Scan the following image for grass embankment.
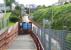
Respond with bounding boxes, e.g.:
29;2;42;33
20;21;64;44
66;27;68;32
4;12;11;19
33;3;71;30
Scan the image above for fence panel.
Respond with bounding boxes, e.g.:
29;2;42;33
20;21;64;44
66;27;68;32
64;31;71;50
32;24;70;50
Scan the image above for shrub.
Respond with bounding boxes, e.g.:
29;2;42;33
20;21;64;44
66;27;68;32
9;13;19;22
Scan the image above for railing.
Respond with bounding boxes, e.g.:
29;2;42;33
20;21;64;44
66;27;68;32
0;22;18;50
32;22;68;50
32;24;44;50
0;18;9;30
64;31;71;50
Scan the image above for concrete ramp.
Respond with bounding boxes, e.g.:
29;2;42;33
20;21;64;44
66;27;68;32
8;35;37;50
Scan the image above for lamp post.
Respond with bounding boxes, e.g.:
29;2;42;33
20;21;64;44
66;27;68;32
48;20;52;50
42;19;46;50
43;5;54;50
4;4;6;14
21;5;25;16
43;19;51;50
29;5;31;16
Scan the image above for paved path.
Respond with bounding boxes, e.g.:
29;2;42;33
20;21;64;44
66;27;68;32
8;35;37;50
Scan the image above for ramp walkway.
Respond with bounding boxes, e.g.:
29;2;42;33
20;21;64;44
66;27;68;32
8;35;37;50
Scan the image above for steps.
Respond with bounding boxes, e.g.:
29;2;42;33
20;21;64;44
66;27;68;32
8;35;37;50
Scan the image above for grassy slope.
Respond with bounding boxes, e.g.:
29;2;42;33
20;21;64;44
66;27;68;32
4;12;11;19
33;3;71;30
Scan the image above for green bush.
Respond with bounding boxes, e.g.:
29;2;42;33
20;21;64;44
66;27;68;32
9;13;19;22
9;16;19;22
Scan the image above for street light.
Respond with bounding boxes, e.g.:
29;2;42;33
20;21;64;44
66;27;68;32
29;5;31;16
21;5;25;16
43;19;51;50
47;20;51;50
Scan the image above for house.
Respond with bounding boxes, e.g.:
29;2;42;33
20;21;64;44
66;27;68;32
0;1;6;13
12;3;16;11
0;0;11;12
58;0;71;5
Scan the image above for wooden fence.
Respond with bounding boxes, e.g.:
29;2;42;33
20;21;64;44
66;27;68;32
0;22;18;50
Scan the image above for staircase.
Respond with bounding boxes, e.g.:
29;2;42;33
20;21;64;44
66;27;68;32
8;35;37;50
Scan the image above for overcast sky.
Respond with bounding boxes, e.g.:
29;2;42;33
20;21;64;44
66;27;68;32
0;0;4;3
16;0;58;6
0;0;58;6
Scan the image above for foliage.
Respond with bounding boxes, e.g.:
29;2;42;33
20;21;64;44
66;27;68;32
32;3;71;30
10;5;21;22
13;6;21;16
36;5;47;10
66;33;71;41
4;0;15;6
9;13;19;22
0;12;13;29
4;12;11;19
8;21;15;27
65;32;71;50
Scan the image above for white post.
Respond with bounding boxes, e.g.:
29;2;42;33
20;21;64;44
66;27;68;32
4;2;6;14
42;19;46;50
29;5;31;16
48;21;51;50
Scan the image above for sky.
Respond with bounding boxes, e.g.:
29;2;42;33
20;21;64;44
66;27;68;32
0;0;4;3
0;0;58;6
15;0;58;6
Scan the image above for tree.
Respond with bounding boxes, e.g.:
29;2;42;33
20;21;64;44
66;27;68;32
14;6;21;16
36;5;47;10
4;0;15;8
